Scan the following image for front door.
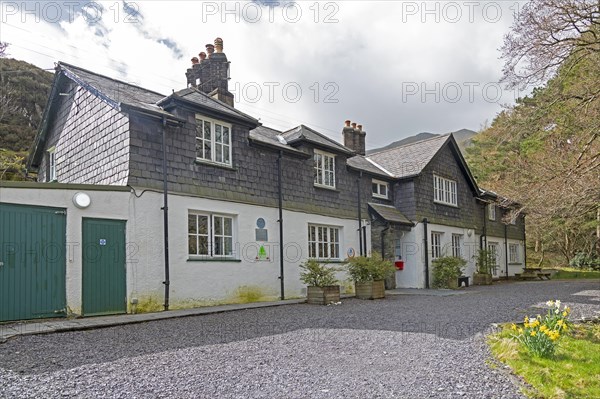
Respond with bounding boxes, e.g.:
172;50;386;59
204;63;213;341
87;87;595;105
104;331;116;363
82;218;126;316
487;242;499;277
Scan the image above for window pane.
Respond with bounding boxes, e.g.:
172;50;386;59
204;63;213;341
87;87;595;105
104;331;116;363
224;237;233;256
214;236;223;255
204;141;211;160
188;235;197;255
381;184;387;197
372;183;378;194
199;236;209;255
204;121;211;140
215;124;222;143
223;145;230;164
223;126;230;144
195;136;202;159
188;215;197;234
224;217;232;236
198;216;208;234
214;216;222;235
215;143;223;163
309;243;316;258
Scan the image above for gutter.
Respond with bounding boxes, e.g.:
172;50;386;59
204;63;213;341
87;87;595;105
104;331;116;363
381;224;390;259
357;171;363;256
277;150;285;300
423;218;429;289
504;223;509;280
161;116;171;311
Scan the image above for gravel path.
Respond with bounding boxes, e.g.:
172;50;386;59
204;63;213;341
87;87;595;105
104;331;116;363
1;280;598;398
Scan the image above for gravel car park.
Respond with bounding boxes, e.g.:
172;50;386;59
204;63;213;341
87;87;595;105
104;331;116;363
1;280;599;398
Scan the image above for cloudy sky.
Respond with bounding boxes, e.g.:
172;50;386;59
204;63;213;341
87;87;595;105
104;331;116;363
1;0;528;150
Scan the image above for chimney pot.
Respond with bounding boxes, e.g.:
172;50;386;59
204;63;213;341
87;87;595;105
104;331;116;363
357;124;363;132
344;120;351;127
191;57;199;65
206;43;215;56
214;37;224;53
351;122;357;129
199;52;207;60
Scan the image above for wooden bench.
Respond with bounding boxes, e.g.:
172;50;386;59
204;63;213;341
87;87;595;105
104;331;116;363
538;272;552;280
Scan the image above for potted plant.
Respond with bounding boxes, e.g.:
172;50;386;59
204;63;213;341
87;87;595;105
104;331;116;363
347;252;395;299
473;248;494;285
431;256;467;289
299;259;341;305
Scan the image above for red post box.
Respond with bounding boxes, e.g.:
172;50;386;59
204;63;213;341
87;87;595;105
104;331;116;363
395;260;404;270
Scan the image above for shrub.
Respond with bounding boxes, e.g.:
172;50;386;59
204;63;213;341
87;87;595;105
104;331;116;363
511;300;571;358
299;259;339;287
432;256;466;288
346;252;395;283
475;248;495;274
569;252;600;271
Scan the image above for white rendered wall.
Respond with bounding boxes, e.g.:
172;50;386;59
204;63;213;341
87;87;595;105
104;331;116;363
485;236;526;278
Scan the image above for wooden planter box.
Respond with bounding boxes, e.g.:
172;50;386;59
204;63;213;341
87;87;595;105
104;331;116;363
355;280;386;299
307;285;341;305
473;273;493;285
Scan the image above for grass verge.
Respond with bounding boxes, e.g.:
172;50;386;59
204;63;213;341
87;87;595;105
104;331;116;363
551;268;600;280
488;323;600;398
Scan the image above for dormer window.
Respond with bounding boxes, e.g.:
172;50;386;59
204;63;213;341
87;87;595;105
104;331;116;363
314;149;335;188
372;179;389;199
195;115;232;166
488;204;496;221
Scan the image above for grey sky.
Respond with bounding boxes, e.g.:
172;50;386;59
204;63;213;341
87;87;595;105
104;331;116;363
1;0;528;149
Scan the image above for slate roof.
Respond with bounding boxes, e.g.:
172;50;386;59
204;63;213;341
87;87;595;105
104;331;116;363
282;125;354;155
346;155;392;178
163;87;259;125
367;134;451;179
249;125;307;156
58;62;178;120
368;203;413;225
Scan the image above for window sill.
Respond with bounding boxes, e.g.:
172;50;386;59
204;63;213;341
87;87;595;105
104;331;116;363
314;184;339;192
311;259;347;264
194;159;237;171
508;262;522;265
433;200;459;208
187;258;242;262
372;195;390;200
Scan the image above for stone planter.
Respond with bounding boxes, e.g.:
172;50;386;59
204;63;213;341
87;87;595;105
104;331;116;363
446;277;459;289
355;280;386;299
306;285;341;305
473;273;493;285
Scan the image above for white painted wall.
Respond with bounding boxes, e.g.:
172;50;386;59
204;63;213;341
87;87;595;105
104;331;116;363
1;185;368;315
485;236;526;278
395;222;480;289
1;186;130;314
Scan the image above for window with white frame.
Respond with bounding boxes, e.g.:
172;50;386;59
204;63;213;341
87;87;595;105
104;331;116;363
433;175;457;206
509;243;520;263
372;179;389;199
314;150;335;188
195;115;232;166
452;234;462;258
308;224;340;259
47;147;56;182
488;204;496;221
431;232;442;259
188;212;234;258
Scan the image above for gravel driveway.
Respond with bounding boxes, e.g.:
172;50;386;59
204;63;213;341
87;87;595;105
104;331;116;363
1;280;598;398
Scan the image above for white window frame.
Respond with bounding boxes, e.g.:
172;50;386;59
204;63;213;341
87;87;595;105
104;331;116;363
433;175;457;206
431;232;442;260
308;224;341;260
188;211;235;258
314;150;336;189
195;115;232;166
372;179;389;199
488;204;496;221
451;234;462;258
47;147;56;182
509;243;520;263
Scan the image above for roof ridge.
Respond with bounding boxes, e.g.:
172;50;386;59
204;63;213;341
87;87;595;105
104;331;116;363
368;133;450;157
58;61;167;99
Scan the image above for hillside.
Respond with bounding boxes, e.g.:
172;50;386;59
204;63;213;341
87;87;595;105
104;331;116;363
0;58;53;151
367;128;477;155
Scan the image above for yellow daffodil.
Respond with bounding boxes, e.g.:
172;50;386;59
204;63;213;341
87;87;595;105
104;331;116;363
511;324;517;331
518;328;523;334
524;316;529;323
530;331;537;337
540;325;548;332
555;300;561;308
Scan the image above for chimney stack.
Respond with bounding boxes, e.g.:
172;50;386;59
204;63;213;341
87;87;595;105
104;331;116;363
342;120;366;156
186;37;234;107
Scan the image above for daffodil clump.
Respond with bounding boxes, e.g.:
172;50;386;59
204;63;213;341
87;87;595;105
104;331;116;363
511;300;571;358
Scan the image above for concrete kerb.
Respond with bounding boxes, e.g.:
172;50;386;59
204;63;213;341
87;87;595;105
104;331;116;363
0;298;306;343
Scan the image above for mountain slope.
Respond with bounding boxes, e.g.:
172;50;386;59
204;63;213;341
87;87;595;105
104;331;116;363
0;58;54;152
367;129;477;155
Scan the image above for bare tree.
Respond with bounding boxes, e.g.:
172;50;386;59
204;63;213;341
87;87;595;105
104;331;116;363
501;0;600;88
0;42;8;58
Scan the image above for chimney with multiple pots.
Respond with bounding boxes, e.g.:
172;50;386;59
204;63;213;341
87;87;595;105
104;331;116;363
342;120;366;156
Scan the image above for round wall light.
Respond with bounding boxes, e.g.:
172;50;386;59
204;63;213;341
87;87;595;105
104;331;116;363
72;192;91;209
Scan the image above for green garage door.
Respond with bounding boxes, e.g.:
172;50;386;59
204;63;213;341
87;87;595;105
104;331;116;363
0;203;67;322
82;218;126;316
